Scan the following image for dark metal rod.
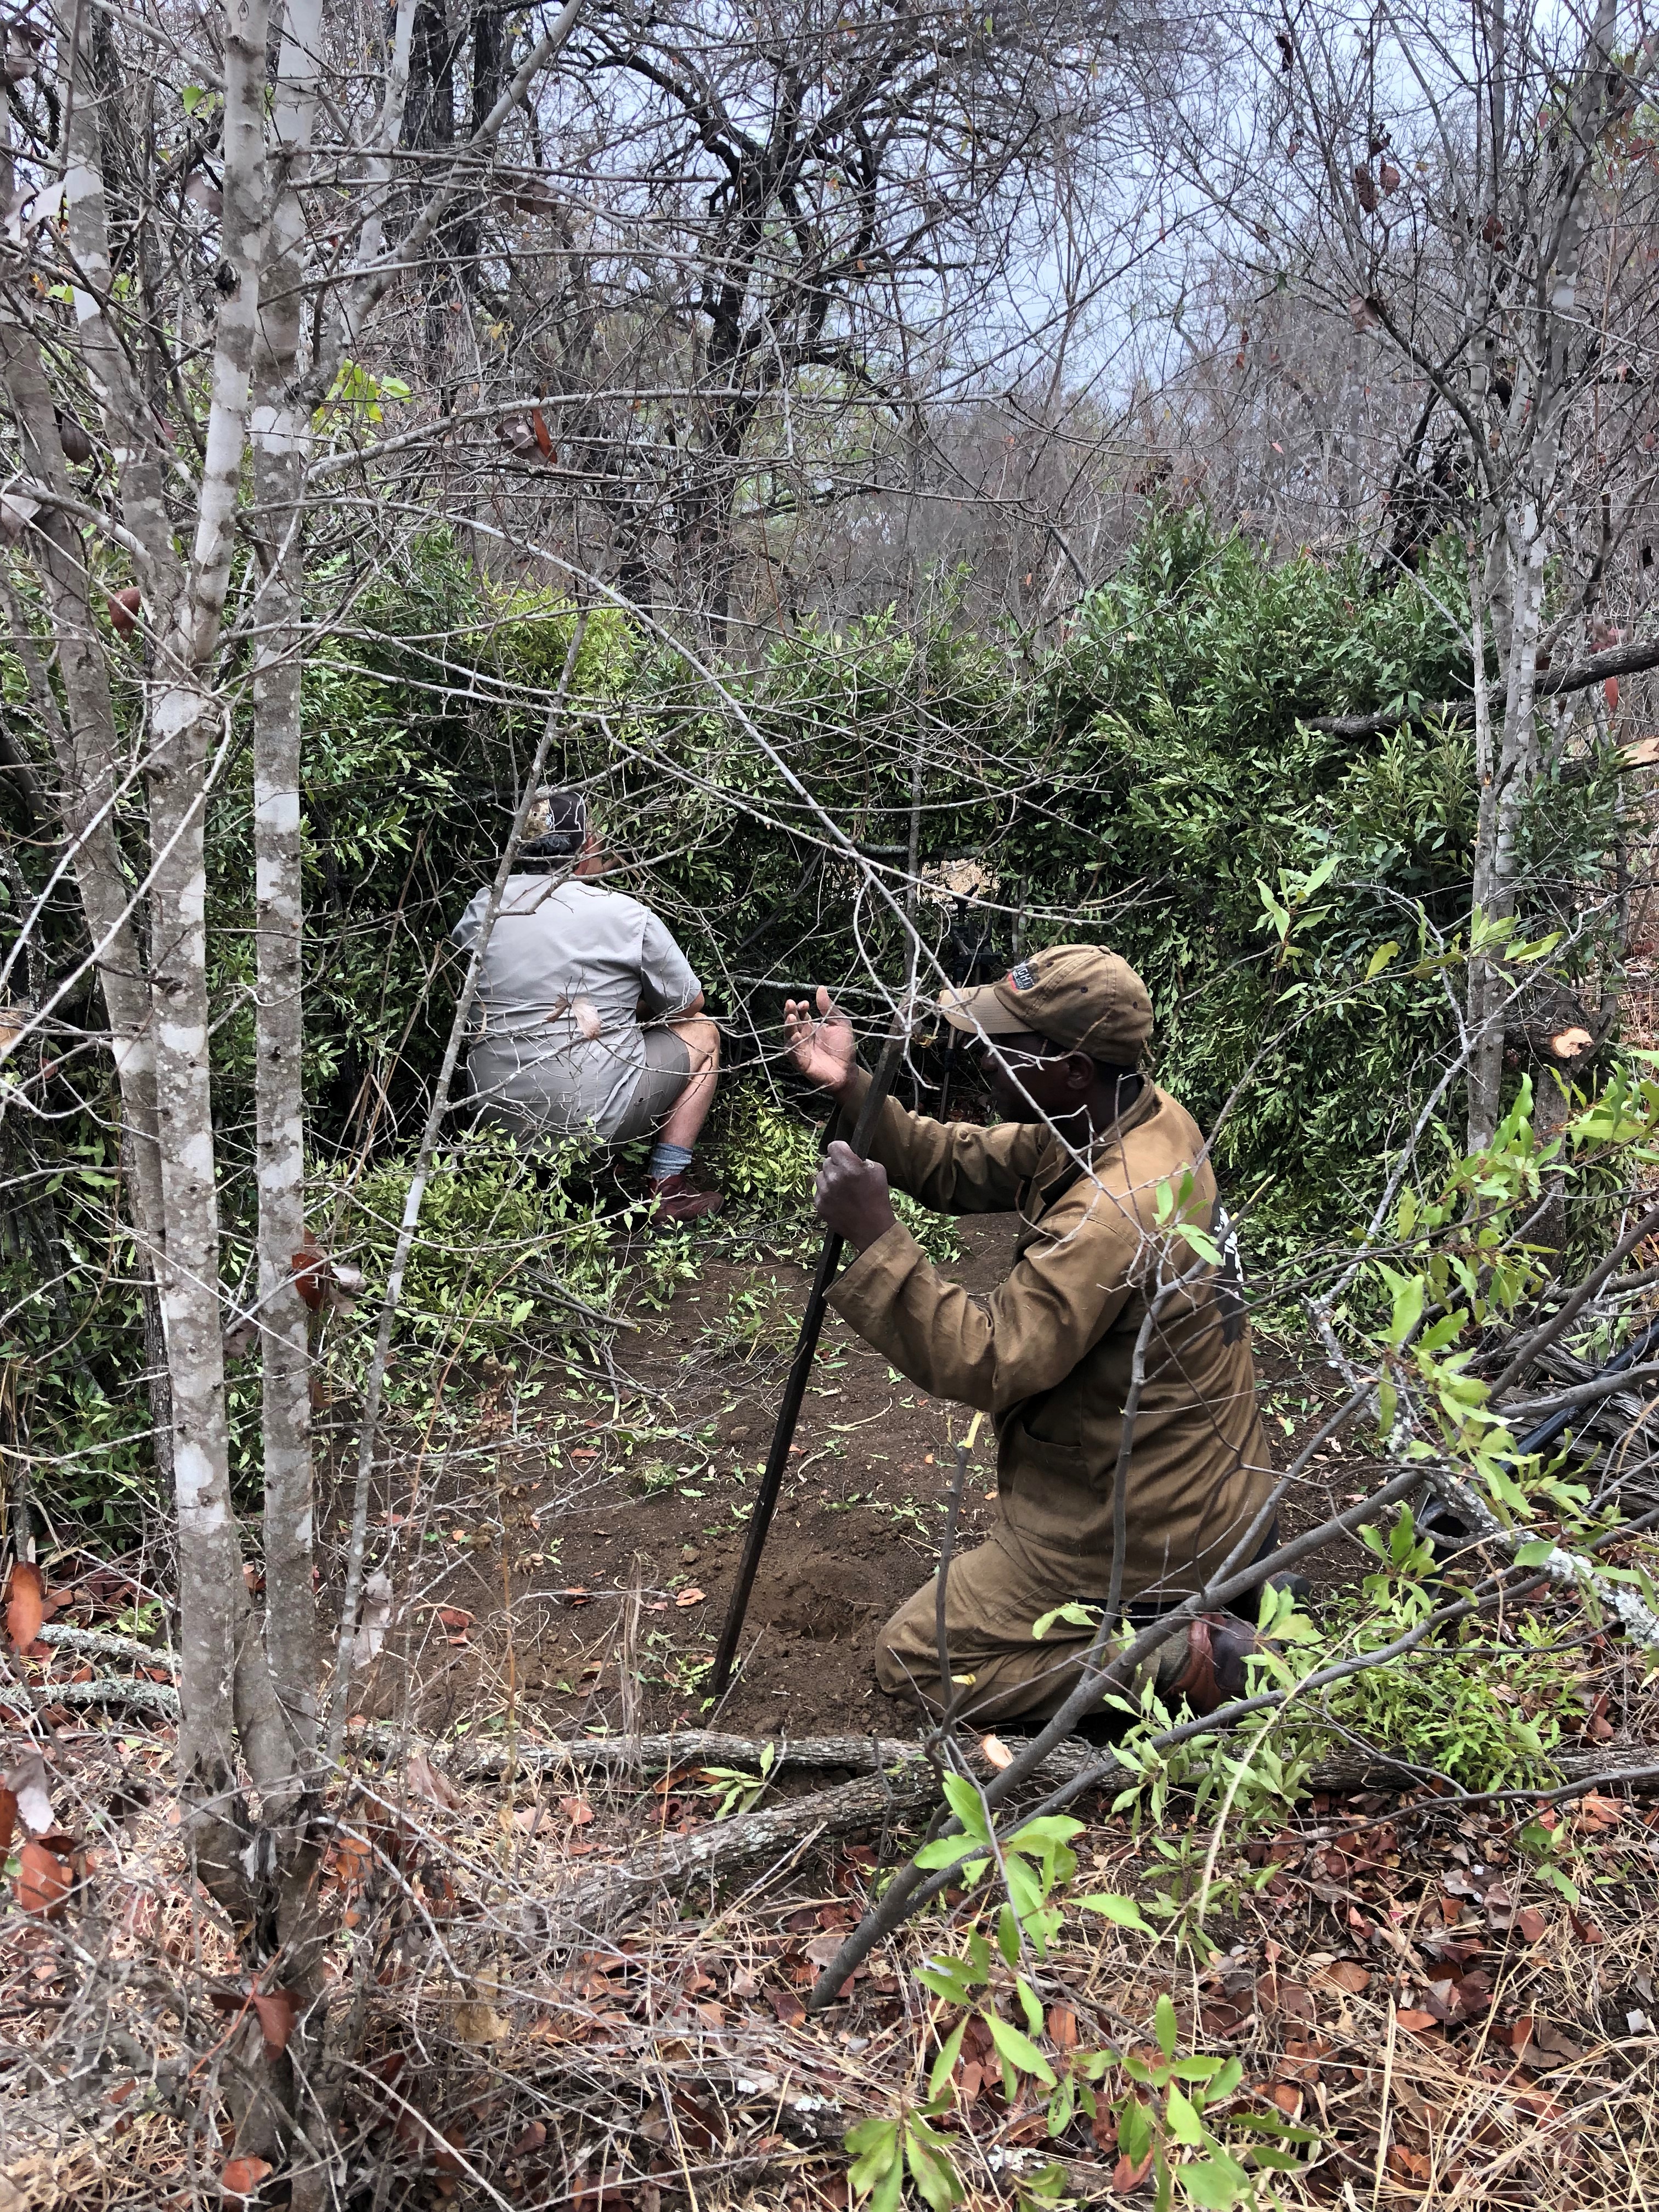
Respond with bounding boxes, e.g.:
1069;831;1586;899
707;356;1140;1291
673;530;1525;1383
709;1018;910;1701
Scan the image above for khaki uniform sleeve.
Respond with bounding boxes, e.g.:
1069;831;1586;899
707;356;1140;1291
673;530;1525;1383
837;1065;1046;1214
827;1188;1143;1411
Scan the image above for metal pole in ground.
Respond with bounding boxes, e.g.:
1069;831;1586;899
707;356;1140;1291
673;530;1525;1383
709;1015;910;1701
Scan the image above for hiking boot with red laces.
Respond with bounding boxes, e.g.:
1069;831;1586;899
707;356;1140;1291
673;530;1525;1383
644;1171;725;1223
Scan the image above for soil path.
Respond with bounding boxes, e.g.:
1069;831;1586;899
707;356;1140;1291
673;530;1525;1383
351;1212;1376;1748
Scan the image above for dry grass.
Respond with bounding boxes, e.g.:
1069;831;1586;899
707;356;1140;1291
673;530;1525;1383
5;1705;1659;2212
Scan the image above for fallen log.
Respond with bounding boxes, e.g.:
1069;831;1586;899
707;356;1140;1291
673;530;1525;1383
386;1724;1658;1801
419;1729;1088;1786
1295;1739;1659;1794
0;1676;180;1722
37;1623;176;1670
539;1760;939;1938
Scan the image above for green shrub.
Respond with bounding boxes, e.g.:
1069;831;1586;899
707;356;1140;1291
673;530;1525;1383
321;1125;632;1385
1285;1508;1582;1792
8;505;1624;1527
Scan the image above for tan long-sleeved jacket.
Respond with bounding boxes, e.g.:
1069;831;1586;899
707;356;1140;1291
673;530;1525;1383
825;1071;1274;1603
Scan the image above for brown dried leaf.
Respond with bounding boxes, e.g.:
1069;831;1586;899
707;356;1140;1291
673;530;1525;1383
559;1795;594;1826
220;2157;274;2205
405;1752;462;1811
5;1561;43;1652
1515;1907;1548;1944
15;1838;71;1918
1396;2009;1440;2034
979;1732;1015;1771
251;1988;298;2057
291;1237;328;1311
1530;2017;1585;2062
106;585;142;639
675;1586;706;1607
1324;1960;1371;1994
1451;1971;1493;2017
1047;2003;1078;2049
671;2091;723;2152
454;1999;510;2044
1111;2147;1155;2192
1576;1791;1623;1833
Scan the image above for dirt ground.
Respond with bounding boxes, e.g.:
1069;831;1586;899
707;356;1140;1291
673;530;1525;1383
347;1209;1381;1749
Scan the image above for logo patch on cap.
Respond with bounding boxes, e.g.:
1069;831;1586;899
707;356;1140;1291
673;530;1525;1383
1007;961;1037;991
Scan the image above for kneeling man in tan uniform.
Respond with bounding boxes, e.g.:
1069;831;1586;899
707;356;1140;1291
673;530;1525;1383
783;945;1276;1725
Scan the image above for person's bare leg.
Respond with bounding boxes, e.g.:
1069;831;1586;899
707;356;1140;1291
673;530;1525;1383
659;1015;719;1150
646;1018;723;1220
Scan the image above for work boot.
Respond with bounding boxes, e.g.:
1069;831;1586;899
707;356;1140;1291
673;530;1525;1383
644;1171;724;1223
1160;1613;1272;1716
1258;1570;1313;1620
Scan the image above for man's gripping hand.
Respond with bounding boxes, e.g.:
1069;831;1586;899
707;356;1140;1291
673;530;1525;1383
784;986;858;1099
814;1141;898;1250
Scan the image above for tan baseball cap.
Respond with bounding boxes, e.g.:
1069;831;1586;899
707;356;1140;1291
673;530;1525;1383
939;943;1154;1064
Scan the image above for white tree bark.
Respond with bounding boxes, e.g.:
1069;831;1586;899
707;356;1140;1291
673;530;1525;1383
1464;0;1617;1150
144;0;297;1873
251;0;326;1771
0;94;174;1467
347;0;418;295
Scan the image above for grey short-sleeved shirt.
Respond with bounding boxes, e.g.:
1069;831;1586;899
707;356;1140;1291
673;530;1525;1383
453;874;700;1138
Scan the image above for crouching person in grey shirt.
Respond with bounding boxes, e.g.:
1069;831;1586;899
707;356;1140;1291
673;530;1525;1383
453;789;723;1221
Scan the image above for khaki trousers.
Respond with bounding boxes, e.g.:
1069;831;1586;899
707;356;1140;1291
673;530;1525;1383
875;1527;1118;1726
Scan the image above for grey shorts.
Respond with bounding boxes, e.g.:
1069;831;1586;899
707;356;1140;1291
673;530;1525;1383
611;1026;694;1141
466;1024;692;1144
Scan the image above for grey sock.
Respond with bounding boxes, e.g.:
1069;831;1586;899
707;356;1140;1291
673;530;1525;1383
649;1141;693;1181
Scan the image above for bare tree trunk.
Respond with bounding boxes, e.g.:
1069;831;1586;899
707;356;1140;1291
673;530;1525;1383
243;15;350;2168
1465;0;1616;1152
251;0;326;1774
146;0;296;1901
1466;573;1503;1148
349;0;419;289
0;328;166;1263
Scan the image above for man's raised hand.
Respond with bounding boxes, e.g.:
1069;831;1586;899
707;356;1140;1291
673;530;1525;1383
783;986;858;1098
